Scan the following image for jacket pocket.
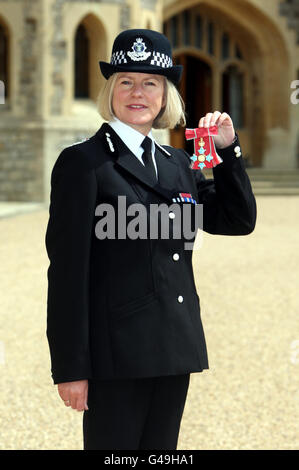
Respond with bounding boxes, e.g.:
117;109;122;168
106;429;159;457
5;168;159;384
110;291;157;322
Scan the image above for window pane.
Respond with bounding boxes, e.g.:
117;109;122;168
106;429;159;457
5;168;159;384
182;10;191;45
195;15;202;48
170;16;178;48
221;32;230;60
208;22;214;55
222;66;244;128
230;71;244;127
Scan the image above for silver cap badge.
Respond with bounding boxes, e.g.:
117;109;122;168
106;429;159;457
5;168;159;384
127;38;151;62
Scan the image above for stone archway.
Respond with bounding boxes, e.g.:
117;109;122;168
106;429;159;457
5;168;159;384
163;0;289;168
74;23;89;99
72;13;107;103
0;16;10;101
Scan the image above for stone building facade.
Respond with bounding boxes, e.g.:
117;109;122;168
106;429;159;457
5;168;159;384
0;0;298;202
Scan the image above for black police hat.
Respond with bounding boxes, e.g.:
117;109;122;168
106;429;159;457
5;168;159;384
99;29;183;85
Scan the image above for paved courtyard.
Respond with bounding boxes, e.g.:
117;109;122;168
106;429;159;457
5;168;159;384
0;195;298;450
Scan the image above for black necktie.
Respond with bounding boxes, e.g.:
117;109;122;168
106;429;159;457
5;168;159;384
141;136;157;181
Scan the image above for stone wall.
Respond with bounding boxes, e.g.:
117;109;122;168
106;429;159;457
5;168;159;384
43;124;100;204
0;0;298;202
0;124;43;201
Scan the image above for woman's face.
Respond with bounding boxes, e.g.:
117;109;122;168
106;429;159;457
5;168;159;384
112;72;166;135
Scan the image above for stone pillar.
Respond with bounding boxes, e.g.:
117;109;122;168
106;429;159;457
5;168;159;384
17;0;40;117
50;0;67;115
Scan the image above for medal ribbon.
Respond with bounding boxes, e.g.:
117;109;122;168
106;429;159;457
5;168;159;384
185;126;223;169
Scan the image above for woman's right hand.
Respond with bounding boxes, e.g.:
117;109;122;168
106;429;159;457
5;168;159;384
58;379;89;411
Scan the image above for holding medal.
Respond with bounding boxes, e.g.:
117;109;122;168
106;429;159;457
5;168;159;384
45;28;256;451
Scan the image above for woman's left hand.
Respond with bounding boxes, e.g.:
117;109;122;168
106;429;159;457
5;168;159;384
198;111;235;149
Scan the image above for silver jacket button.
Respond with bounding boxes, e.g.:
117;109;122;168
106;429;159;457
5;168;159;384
234;146;241;157
169;212;175;219
178;295;184;303
173;253;180;261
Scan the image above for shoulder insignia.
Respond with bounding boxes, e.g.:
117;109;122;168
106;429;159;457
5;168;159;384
105;132;115;153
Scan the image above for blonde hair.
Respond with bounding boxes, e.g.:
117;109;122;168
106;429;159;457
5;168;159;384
97;73;186;129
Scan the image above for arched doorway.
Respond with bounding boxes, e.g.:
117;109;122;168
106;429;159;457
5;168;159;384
74;24;89;98
72;14;107;102
172;54;212;155
164;7;249;158
0;19;9;100
163;6;257;165
163;1;290;168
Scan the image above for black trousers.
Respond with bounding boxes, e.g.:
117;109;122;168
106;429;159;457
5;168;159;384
83;374;190;450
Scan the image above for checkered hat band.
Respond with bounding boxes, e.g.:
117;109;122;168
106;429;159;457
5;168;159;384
111;50;127;65
150;52;173;68
111;50;173;68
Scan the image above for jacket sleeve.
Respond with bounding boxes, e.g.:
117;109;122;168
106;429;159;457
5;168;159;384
190;135;257;235
45;146;97;384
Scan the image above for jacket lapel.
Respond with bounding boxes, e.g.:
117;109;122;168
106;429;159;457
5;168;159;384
96;123;179;203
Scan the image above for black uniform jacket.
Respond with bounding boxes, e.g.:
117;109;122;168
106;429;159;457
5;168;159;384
45;123;256;384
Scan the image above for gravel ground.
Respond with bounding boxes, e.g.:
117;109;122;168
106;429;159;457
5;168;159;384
0;196;298;450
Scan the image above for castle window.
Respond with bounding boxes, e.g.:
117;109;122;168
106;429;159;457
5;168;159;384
163;9;247;141
222;65;244;128
221;32;230;60
207;22;214;55
170;15;178;48
195;15;203;49
182;10;191;45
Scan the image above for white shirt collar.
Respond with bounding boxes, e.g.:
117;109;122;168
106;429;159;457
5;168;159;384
108;118;155;158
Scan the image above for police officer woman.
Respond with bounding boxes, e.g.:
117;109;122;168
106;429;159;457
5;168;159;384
46;29;256;450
